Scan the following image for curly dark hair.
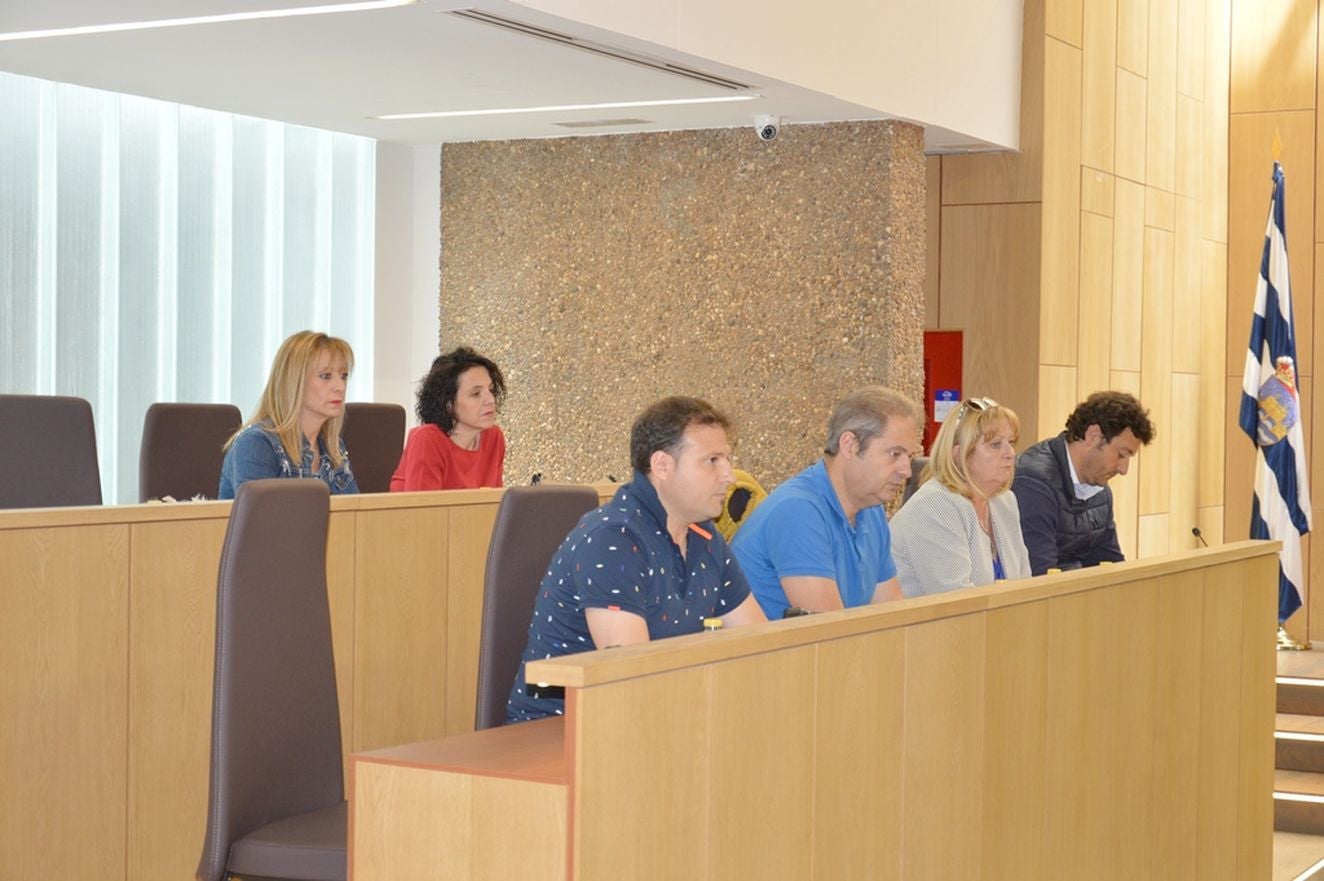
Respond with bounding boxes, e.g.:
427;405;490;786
417;347;507;432
630;396;733;475
1065;391;1155;444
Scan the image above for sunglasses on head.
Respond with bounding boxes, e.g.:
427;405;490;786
960;397;999;415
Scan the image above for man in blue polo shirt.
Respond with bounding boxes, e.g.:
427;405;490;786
732;386;921;619
506;396;766;724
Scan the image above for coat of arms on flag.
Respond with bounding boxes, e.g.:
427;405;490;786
1256;356;1301;447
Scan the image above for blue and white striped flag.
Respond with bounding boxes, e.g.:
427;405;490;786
1239;162;1313;622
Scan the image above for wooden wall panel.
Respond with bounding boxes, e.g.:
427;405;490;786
1112;370;1144;559
1116;68;1149;183
1177;0;1207;100
925;156;941;328
1048;0;1084;45
1040;364;1080;441
0;525;129;881
1113;178;1147;370
354;507;450;752
1169;372;1202;550
1118;0;1150;74
127;519;227;881
1198;505;1226;545
707;648;815;881
1205;0;1232;245
814;632;905;881
1042;592;1091;869
1082;0;1118;172
1200;241;1229;507
1146;0;1179;193
981;603;1048;881
1172;196;1203;373
1139;512;1172;556
1195;563;1242;880
1145;185;1176;230
1078;211;1116;398
1177;95;1204;200
939;203;1043;434
1140;227;1175;514
1224;376;1253;545
1082;167;1116;215
572;668;709;881
1230;0;1317;113
1238;557;1278;877
327;512;357;778
444;504;498;736
1042;37;1085;367
902;615;987;878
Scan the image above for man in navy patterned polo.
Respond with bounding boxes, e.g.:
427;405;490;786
506;396;766;724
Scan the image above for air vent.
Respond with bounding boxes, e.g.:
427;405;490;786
450;9;753;91
554;118;650;128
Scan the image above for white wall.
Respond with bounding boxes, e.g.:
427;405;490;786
374;142;442;425
513;0;1023;150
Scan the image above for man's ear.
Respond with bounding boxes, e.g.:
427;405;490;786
838;430;860;459
1084;423;1104;445
650;449;674;480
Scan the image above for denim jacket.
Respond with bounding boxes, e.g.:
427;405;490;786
218;422;359;500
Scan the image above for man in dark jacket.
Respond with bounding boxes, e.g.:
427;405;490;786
1013;392;1155;575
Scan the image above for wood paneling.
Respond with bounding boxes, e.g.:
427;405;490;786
1200;240;1229;507
1204;0;1231;244
1198;505;1226;546
981;603;1048;881
327;512;357;779
1048;0;1084;45
1082;0;1118;172
1176;94;1204;198
1230;0;1317;113
814;631;905;881
354;507;451;752
1040;364;1080;441
902;615;987;878
1140;227;1175;514
0;525;129;881
1082;167;1116;215
1112;178;1147;370
1172;195;1203;372
1118;0;1150;74
1169;372;1201;550
1177;0;1207;100
572;668;709;881
1116;68;1149;183
1224;375;1253;545
445;505;498;735
925;156;941;328
1195;560;1242;880
1238;556;1278;877
1078;211;1115;398
127;518;227;881
1042;37;1085;367
708;648;815;881
1145;185;1175;230
1146;0;1179;192
939;203;1043;433
1150;571;1203;874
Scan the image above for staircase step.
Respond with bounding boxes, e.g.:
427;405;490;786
1276;831;1324;881
1279;715;1324;773
1277;771;1324;835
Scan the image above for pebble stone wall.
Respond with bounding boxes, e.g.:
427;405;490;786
438;119;926;489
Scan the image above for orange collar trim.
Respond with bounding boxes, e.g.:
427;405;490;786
688;523;713;540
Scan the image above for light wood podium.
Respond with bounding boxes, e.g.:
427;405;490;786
351;540;1278;881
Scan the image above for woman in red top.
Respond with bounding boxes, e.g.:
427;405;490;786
390;347;507;491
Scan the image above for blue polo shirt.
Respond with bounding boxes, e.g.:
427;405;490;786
731;459;896;619
506;471;752;724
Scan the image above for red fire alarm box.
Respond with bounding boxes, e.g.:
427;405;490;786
922;330;962;454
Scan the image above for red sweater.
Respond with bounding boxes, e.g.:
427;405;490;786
389;423;505;491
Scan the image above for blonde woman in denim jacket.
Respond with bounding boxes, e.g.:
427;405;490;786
218;330;360;500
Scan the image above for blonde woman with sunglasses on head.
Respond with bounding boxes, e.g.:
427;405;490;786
890;397;1031;597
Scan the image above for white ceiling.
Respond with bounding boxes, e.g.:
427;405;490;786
0;0;984;150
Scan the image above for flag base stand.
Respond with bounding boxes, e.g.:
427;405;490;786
1278;625;1311;651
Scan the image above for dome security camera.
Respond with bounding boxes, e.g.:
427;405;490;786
755;114;781;141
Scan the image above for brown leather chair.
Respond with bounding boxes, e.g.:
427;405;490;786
340;402;406;494
474;484;599;730
139;402;242;502
0;394;102;508
197;479;346;881
902;455;930;505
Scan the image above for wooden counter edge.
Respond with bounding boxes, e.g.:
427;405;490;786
526;540;1281;689
352;716;567;785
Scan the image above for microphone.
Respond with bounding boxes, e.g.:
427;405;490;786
1191;526;1209;548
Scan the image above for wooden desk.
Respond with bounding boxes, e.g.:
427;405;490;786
0;485;610;881
350;541;1279;881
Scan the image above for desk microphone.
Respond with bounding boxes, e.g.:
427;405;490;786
1191;526;1209;548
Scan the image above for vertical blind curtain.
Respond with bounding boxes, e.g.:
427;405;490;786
0;71;375;504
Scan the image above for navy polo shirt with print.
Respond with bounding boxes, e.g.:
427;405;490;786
506;471;752;724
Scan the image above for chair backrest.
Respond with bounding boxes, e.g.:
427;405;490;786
197;479;343;881
902;455;931;505
139;402;242;502
474;484;600;730
0;394;102;509
341;402;407;494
